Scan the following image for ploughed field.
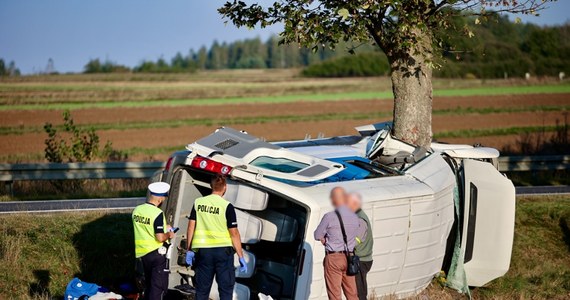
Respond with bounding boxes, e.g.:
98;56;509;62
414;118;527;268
0;70;569;162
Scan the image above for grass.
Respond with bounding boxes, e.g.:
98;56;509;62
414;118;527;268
1;82;569;111
471;195;570;299
0;91;390;111
0;196;568;299
434;125;561;139
433;84;570;97
508;171;570;187
0;212;134;299
0;178;148;201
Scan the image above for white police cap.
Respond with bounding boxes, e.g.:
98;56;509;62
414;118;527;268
148;182;170;197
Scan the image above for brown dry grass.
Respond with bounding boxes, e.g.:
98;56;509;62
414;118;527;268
0;178;148;201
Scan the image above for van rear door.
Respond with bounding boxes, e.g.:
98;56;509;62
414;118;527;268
460;159;516;287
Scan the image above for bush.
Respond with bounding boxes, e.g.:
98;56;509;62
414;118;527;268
43;111;125;163
133;57;197;73
302;52;390;77
235;56;267;69
84;58;130;73
464;73;477;80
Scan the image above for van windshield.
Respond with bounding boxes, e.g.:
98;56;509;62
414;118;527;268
250;156;309;173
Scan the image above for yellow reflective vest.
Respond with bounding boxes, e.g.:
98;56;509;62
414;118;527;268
192;194;232;249
132;203;166;258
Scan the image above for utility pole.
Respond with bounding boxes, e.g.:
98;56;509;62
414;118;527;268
45;58;55;74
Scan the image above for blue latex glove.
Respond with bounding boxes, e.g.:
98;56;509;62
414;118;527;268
186;251;195;266
239;257;248;274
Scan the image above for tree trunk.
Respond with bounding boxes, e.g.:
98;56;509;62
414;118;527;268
388;31;433;148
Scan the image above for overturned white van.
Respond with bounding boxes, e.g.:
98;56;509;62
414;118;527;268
156;123;515;299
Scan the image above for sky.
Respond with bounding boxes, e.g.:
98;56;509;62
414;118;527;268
1;0;568;74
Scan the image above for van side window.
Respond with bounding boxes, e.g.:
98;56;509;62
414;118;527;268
250;156;309;173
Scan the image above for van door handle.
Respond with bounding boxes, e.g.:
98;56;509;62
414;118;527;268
298;249;306;276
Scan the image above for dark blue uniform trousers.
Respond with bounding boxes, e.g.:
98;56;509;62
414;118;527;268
141;249;169;300
194;247;235;300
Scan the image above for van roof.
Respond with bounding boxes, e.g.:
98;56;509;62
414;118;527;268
182;126;455;209
187;127;352;182
184;127;417;189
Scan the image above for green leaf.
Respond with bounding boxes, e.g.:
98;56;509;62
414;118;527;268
338;8;349;20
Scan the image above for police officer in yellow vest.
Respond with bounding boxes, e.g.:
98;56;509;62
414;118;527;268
132;182;176;300
185;175;247;300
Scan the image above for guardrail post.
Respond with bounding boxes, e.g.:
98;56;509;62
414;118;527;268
5;181;14;198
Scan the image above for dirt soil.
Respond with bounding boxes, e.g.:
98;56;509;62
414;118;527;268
1;93;568;127
1;111;568;158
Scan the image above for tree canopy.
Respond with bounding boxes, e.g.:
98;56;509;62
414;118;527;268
219;0;555;61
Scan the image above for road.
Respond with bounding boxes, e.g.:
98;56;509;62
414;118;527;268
0;186;568;214
515;185;570;196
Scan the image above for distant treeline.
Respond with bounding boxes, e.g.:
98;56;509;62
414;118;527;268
83;15;568;79
84;37;375;74
436;15;569;79
304;16;569;78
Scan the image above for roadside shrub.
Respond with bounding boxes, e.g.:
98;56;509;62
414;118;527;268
302;52;390;77
43;110;125;163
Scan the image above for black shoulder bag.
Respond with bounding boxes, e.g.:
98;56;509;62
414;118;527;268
335;210;361;276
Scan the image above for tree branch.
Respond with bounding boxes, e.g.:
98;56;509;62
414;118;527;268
429;0;449;16
454;0;551;16
365;22;384;49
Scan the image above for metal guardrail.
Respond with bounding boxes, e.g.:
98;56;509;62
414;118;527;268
497;155;570;172
0;155;567;183
0;161;164;196
0;155;567;198
0;161;165;182
2;185;570;214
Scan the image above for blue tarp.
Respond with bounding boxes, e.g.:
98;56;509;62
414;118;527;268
267;156;372;186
